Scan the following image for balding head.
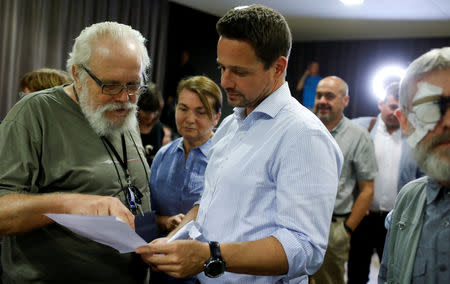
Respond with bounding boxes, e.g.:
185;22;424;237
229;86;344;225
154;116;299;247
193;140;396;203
314;76;350;130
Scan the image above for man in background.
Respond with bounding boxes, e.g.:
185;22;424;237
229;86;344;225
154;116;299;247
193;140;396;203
379;47;450;283
312;76;377;284
0;22;151;283
296;61;322;109
348;82;421;284
137;5;343;283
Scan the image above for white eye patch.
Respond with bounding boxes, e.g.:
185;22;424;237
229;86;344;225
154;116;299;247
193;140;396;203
406;82;443;148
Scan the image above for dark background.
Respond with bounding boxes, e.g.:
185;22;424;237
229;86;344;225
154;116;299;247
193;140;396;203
1;1;448;121
163;2;449;121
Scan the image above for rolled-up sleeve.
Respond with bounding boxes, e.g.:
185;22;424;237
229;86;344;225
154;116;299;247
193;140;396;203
271;128;343;279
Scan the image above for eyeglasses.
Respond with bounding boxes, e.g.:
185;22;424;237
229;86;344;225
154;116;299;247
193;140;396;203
411;95;450;123
80;65;141;95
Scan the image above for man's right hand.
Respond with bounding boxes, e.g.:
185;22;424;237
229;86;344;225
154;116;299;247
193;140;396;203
303;69;311;77
0;193;136;235
60;194;135;230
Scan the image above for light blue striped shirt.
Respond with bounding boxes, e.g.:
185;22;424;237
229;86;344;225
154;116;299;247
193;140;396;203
195;83;343;283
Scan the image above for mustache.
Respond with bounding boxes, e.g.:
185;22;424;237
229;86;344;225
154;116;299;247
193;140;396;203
316;104;331;110
100;102;136;112
224;88;243;95
422;130;450;150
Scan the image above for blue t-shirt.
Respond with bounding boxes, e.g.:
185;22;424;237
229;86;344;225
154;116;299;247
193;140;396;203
302;75;322;108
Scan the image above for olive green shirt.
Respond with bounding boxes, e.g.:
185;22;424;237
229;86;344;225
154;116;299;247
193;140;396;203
0;86;151;283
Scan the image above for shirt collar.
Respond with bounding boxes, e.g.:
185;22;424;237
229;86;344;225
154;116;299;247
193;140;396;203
426;177;444;204
375;114;401;137
232;82;291;121
330;116;347;135
176;136;212;157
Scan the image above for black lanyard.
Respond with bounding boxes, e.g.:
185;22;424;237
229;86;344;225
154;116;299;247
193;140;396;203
73;85;144;214
101;135;143;215
102;135;129;181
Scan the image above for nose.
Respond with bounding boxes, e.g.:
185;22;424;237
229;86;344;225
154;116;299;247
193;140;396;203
221;69;234;90
317;95;327;104
115;87;131;102
185;110;196;124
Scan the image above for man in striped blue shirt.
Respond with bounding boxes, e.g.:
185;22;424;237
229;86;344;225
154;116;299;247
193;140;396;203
137;5;343;283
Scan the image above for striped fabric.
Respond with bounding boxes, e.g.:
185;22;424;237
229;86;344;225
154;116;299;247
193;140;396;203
195;83;343;283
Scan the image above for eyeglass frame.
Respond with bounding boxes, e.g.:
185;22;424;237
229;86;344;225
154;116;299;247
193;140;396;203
411;94;450;123
79;65;142;95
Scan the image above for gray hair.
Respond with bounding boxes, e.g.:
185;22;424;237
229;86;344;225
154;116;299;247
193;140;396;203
66;22;151;82
399;47;450;112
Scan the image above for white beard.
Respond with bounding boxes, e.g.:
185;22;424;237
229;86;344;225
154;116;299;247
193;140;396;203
413;133;450;182
78;83;138;137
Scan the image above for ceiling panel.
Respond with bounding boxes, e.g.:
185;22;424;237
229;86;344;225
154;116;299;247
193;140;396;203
169;0;450;40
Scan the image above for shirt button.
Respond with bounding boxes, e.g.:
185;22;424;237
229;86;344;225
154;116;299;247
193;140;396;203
439;265;447;272
443;220;449;227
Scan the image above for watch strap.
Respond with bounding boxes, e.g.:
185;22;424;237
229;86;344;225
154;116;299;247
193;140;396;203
344;223;353;235
209;241;222;259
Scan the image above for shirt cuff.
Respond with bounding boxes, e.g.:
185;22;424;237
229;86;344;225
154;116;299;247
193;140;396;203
271;227;325;279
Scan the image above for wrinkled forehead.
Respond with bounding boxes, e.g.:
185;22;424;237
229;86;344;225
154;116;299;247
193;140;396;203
89;36;142;68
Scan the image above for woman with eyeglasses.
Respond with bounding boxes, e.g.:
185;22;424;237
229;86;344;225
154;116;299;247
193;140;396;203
149;75;222;283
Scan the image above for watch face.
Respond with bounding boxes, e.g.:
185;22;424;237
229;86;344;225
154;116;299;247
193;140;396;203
205;259;225;278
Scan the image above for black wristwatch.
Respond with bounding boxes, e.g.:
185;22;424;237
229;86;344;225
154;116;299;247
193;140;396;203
344;223;353;235
204;241;226;278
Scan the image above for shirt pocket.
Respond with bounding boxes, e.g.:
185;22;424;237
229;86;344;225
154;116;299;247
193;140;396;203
412;247;426;279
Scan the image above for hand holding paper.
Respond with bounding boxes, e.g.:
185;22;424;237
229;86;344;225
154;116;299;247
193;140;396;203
135;222;208;278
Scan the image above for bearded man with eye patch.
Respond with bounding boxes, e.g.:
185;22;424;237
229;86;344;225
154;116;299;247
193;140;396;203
379;47;450;284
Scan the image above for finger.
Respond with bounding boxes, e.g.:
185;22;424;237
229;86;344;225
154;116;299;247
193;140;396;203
136;240;169;254
144;253;176;267
106;198;136;229
150;237;168;245
150;263;159;272
95;205;109;216
155;264;183;275
115;210;135;230
139;241;186;259
136;245;153;254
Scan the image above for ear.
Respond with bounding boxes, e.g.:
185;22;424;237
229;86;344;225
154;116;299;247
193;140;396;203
72;65;80;85
395;109;413;136
343;95;349;107
272;56;287;78
378;101;383;112
212;112;221;127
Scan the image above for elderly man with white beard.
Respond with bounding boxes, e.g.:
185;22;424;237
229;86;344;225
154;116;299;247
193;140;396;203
0;22;152;283
378;47;450;284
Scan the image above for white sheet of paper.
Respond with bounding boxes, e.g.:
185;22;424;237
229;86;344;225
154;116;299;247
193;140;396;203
167;220;203;243
45;213;147;253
